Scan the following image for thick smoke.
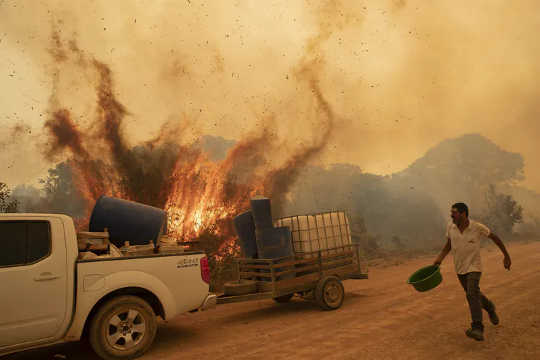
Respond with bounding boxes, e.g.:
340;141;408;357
0;123;32;151
284;133;534;252
3;1;540;251
3;1;540;190
41;21;339;244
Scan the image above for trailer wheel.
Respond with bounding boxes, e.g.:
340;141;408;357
89;295;157;360
273;293;294;303
315;276;344;310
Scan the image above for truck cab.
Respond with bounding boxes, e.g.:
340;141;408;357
0;213;215;360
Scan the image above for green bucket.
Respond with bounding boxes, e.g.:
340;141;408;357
407;265;442;292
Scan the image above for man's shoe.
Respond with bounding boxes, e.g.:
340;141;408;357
465;328;484;341
487;304;499;325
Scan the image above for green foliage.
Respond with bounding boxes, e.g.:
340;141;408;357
38;162;87;217
479;184;523;237
0;182;18;213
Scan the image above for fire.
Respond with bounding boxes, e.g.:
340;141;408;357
163;145;266;255
43;34;334;258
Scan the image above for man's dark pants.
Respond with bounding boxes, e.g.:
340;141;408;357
457;272;495;330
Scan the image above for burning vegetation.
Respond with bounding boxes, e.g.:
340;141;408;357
43;33;335;258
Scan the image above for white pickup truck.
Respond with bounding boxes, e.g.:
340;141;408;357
0;213;216;360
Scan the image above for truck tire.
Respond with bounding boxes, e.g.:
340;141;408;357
314;276;344;310
89;295;157;360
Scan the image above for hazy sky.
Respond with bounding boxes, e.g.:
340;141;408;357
1;0;539;191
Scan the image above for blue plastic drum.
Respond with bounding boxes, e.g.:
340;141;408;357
89;195;167;248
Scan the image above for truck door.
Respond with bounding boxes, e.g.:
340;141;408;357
0;219;68;348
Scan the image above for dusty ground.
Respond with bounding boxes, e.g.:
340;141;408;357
5;240;540;360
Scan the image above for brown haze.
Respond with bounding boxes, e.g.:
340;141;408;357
1;1;540;191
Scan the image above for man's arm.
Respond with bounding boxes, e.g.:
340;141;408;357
488;233;512;270
433;237;451;266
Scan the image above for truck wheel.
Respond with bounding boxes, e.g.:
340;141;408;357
89;295;157;360
315;276;344;310
273;293;294;303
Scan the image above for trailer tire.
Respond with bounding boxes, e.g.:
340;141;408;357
89;295;157;360
315;276;344;310
273;293;294;303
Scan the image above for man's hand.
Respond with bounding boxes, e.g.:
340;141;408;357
433;238;451;267
489;233;511;271
504;255;511;270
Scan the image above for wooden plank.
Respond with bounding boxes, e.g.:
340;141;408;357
268;257;318;268
261;260;353;278
239;257;316;270
239;247;356;263
274;272;320;291
237;247;357;265
216;292;273;305
296;250;355;262
239;271;272;278
271;264;321;277
322;258;355;269
238;255;296;263
319;249;355;259
321;264;358;278
237;258;274;264
325;256;355;264
333;263;357;274
256;281;273;293
275;280;318;295
239;253;354;271
272;264;359;293
240;264;276;270
270;258;357;277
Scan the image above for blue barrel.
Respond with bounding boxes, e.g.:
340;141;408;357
233;211;258;258
250;197;273;229
255;226;294;259
89;196;166;248
255;226;294;281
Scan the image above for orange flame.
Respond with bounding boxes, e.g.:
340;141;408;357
44;34;334;259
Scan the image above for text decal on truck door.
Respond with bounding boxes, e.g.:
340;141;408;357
177;258;199;269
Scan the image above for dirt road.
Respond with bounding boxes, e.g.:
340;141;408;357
5;241;540;360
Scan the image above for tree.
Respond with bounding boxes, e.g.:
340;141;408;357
397;133;525;214
0;182;18;213
283;164;445;250
11;184;45;212
39;162;87;217
480;184;523;237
